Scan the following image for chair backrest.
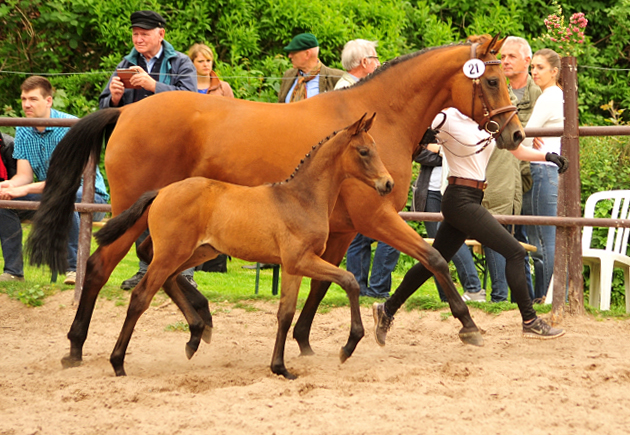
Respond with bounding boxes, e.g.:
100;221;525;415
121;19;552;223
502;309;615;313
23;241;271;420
582;190;630;254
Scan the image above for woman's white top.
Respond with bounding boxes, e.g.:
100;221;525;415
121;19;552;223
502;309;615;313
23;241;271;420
522;85;564;165
433;107;495;182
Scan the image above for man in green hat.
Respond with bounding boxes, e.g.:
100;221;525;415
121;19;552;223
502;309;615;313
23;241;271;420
278;33;343;103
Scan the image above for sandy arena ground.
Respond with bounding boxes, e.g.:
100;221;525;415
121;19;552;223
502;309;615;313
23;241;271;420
1;291;629;435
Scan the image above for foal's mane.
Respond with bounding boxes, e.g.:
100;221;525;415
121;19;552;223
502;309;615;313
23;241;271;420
343;40;470;90
270;128;342;187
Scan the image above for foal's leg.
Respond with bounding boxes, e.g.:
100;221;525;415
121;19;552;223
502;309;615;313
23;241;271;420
290;252;365;363
270;273;303;379
293;231;356;356
62;226;145;368
110;268;172;376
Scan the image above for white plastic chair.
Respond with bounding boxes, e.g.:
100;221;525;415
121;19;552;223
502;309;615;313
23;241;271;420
582;190;630;312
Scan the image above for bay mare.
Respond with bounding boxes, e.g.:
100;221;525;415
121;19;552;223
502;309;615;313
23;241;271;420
95;115;393;379
28;35;524;369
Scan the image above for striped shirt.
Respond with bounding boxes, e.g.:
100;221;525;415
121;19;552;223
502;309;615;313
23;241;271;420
13;109;109;200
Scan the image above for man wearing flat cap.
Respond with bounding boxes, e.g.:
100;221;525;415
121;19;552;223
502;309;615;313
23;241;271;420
99;10;198;290
278;33;343;103
99;10;196;109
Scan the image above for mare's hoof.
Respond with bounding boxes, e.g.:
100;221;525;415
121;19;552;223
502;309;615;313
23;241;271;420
202;325;213;344
61;354;83;369
299;347;315;357
185;344;197;360
339;347;352;364
272;366;298;380
458;328;484;346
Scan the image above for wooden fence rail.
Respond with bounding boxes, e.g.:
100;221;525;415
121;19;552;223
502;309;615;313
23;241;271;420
3;59;630;313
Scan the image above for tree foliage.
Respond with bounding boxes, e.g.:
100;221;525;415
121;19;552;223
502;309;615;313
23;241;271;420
0;0;628;123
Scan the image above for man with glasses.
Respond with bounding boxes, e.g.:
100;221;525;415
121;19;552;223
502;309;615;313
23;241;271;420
334;39;380;89
334;39;399;299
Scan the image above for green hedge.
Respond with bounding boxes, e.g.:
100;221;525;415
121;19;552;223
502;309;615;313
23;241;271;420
1;0;629;124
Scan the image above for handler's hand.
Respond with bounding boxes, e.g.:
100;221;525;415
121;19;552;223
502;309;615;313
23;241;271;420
419;127;439;146
545;152;569;174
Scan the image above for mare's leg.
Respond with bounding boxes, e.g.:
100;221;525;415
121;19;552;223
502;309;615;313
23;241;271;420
62;225;146;368
270;273;303;379
288;252;364;364
137;237;213;345
293;232;356;356
173;274;213;344
353;207;480;343
162;276;208;360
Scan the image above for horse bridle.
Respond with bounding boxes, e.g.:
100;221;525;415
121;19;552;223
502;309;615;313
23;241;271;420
469;42;518;138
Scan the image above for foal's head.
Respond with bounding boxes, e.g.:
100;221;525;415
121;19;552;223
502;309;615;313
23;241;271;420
341;113;394;196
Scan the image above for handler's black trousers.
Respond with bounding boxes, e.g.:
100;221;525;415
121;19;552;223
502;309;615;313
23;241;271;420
385;184;537;322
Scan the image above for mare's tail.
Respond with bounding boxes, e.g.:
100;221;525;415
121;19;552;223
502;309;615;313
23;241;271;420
26;108;122;273
94;191;158;247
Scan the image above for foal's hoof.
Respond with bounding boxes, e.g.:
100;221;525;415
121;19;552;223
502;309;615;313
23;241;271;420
202;325;213;344
458;328;484;347
61;354;83;369
339;347;351;364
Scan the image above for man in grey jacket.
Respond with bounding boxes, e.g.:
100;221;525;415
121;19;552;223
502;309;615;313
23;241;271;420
99;10;197;290
99;10;197;108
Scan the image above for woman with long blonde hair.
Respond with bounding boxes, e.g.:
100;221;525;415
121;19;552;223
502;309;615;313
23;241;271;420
521;48;563;302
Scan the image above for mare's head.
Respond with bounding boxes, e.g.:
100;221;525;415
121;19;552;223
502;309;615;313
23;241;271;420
451;34;525;150
341;113;394;196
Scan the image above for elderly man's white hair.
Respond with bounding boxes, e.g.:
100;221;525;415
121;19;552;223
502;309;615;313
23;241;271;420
341;39;378;71
504;36;533;59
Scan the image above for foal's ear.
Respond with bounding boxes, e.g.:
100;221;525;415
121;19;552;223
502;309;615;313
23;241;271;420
363;112;377;132
352;112;369;135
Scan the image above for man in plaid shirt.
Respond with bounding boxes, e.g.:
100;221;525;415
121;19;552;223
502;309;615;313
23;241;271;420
0;76;109;284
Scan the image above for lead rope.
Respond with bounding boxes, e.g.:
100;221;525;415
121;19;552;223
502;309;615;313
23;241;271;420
432;110;494;158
